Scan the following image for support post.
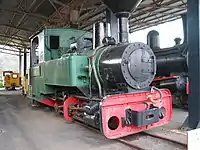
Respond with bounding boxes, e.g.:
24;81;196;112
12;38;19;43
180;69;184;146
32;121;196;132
182;0;200;129
181;13;188;43
23;48;27;76
19;50;22;75
19;50;22;86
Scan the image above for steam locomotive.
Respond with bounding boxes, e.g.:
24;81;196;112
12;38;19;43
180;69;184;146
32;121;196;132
148;15;189;108
28;0;172;139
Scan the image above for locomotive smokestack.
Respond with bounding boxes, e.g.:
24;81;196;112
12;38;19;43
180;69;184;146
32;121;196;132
93;22;105;49
103;0;142;43
118;13;129;43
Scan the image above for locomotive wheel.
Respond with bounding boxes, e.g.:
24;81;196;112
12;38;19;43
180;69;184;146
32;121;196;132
43;107;54;112
11;87;16;90
30;100;41;110
54;106;61;116
54;109;63;117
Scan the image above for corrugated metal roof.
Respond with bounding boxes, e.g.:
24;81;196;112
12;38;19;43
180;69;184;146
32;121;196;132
0;0;187;51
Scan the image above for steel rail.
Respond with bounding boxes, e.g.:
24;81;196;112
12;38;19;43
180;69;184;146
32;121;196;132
73;120;187;150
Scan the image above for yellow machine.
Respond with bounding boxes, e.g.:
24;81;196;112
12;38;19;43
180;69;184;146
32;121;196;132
3;71;21;90
22;73;28;96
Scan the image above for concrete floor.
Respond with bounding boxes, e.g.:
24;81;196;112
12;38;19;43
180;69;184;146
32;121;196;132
0;90;188;150
0;90;131;150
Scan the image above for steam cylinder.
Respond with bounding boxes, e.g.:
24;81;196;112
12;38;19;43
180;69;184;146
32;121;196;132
93;22;105;49
95;42;156;90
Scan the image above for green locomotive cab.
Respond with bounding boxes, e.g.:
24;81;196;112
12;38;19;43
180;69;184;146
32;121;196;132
29;28;92;102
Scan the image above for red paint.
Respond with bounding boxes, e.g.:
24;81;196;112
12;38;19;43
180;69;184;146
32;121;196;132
40;99;56;107
153;76;177;82
101;89;172;139
186;82;190;95
63;96;79;121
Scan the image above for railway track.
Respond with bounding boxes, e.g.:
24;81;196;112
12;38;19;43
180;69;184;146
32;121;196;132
117;131;187;150
74;120;187;150
33;105;187;150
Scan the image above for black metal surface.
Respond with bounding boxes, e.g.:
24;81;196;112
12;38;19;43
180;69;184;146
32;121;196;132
152;76;186;93
176;76;187;92
147;28;188;77
147;30;160;50
118;15;129;43
153;79;178;93
93;22;105;48
98;42;156;90
156;55;187;76
122;108;160;127
106;9;118;43
102;0;142;14
184;0;200;129
83;101;99;115
181;13;188;43
152;41;188;76
102;37;116;46
103;0;142;44
174;38;182;45
77;87;90;97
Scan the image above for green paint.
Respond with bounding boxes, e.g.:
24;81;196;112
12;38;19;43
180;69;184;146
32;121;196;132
31;64;55;101
31;28;91;62
32;66;41;77
0;82;3;88
44;54;89;87
29;28;92;102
